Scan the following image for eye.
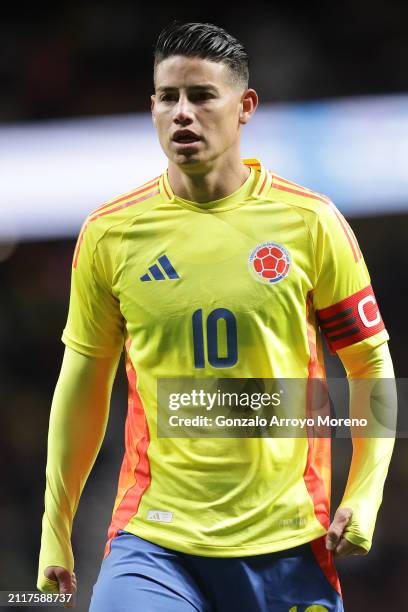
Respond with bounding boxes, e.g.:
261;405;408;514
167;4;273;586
160;93;178;102
190;91;215;102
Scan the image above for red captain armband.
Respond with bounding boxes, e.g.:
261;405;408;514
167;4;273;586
317;285;385;353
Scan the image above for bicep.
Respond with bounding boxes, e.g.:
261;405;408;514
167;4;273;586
312;204;388;354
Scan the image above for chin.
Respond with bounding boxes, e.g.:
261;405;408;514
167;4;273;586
177;156;202;165
166;142;208;165
172;152;205;167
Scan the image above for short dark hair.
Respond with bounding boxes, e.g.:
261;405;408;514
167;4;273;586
154;22;249;88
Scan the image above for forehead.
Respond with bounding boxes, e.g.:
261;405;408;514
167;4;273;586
154;55;231;89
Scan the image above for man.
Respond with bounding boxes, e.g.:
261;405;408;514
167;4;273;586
37;22;395;611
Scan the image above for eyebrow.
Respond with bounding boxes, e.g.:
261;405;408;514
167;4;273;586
156;84;219;93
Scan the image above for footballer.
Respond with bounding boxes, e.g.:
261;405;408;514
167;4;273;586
37;22;395;611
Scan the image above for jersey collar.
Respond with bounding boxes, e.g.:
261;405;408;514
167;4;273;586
243;158;272;198
159;158;272;209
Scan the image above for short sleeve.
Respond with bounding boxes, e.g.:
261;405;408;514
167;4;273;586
312;202;389;353
62;220;125;357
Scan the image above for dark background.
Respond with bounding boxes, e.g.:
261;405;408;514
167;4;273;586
2;0;408;121
1;1;407;610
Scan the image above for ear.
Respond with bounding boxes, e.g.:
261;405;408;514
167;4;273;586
151;94;156;124
239;89;258;125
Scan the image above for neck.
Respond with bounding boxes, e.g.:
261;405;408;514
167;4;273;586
167;154;250;203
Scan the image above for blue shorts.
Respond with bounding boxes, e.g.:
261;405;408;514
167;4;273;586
89;530;343;612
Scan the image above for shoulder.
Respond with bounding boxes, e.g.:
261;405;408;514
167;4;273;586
267;172;334;217
73;175;161;268
268;172;363;265
86;175;161;233
265;171;362;260
265;171;350;243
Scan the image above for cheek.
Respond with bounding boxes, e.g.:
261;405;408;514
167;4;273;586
212;107;240;137
155;113;171;138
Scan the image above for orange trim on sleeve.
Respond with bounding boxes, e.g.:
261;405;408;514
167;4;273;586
272;177;331;205
271;176;361;262
92;177;160;215
73;186;159;268
329;204;360;262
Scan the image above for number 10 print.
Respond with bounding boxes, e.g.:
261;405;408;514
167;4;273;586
192;308;238;368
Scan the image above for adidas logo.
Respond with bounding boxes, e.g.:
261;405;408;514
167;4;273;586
147;510;173;523
140;255;180;282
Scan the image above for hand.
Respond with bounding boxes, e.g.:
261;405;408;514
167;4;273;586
325;507;368;558
44;567;77;608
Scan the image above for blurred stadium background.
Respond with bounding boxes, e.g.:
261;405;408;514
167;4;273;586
1;2;407;610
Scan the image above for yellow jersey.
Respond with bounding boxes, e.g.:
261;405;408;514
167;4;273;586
62;159;388;560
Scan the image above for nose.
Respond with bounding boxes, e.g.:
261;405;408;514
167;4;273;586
174;94;193;125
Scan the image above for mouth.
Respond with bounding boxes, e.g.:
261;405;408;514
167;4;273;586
172;130;202;147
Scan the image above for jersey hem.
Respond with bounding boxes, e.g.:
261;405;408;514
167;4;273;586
119;523;327;558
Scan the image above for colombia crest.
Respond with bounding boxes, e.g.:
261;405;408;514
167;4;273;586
249;242;291;284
